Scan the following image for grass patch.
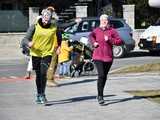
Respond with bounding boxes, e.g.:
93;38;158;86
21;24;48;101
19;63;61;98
126;90;160;104
111;62;160;74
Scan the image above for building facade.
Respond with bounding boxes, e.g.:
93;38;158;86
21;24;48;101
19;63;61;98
0;0;111;32
0;0;29;32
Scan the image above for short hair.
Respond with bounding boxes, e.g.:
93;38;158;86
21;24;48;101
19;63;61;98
100;14;109;20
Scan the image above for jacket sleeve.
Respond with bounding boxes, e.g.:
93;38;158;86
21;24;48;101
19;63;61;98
89;29;97;45
21;24;35;47
56;28;62;47
108;29;123;46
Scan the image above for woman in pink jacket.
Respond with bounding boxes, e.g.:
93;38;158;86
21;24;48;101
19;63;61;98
89;14;123;105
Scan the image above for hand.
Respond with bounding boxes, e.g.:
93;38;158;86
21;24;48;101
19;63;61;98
28;41;34;48
93;42;99;48
56;46;61;55
104;35;109;42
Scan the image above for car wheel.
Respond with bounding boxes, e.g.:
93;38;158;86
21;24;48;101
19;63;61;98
113;45;125;58
83;61;94;72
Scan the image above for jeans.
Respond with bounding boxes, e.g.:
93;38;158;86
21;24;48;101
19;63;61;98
59;61;70;76
94;60;112;97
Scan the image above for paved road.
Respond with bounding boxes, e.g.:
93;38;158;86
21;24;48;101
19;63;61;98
0;73;160;120
1;50;160;78
0;49;160;120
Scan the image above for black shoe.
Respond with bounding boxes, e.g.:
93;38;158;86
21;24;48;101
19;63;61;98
97;96;104;105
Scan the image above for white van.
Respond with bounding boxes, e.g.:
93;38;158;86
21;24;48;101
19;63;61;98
138;20;160;53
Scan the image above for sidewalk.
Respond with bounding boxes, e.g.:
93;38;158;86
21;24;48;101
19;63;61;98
0;72;160;120
0;46;24;61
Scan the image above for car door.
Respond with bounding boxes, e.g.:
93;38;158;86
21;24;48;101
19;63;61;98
110;19;134;45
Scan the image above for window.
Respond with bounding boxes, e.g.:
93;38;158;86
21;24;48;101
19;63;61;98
110;20;124;28
90;20;99;30
81;21;89;31
65;23;79;33
79;20;100;32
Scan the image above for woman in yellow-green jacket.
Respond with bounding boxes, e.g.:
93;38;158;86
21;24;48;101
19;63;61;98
22;9;60;104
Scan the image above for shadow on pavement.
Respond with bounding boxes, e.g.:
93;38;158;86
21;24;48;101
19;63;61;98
45;95;115;106
102;96;144;106
59;79;96;87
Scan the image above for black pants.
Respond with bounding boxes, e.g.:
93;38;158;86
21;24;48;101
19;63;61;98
32;56;52;95
94;60;112;97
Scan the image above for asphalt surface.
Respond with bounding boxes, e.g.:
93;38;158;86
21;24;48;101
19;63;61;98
0;72;160;120
0;49;160;120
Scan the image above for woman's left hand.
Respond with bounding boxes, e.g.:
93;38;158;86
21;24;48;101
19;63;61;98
104;35;109;42
56;46;61;55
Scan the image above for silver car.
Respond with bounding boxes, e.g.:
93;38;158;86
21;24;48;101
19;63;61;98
63;17;135;58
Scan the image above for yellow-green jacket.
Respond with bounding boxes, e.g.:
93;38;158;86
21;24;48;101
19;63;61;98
30;22;58;57
58;40;73;63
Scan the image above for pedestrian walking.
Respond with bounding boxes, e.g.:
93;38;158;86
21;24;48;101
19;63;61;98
22;9;59;104
89;14;123;105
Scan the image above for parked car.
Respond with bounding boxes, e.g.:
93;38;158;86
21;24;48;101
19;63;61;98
138;20;160;54
60;17;135;58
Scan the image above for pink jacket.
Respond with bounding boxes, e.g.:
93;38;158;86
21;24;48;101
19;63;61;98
89;27;123;62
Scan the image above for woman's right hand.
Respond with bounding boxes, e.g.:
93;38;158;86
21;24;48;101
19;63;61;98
28;41;34;48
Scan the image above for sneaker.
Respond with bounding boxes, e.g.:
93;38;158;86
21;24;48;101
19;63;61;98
53;81;59;85
24;71;31;79
24;76;31;79
40;95;47;104
63;75;71;79
36;94;42;104
47;81;59;87
97;96;104;105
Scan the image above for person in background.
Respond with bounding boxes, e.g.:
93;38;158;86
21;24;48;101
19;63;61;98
22;9;58;104
58;33;73;77
20;38;33;79
89;14;123;105
24;56;32;79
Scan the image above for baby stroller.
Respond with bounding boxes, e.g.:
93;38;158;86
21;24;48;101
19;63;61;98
69;37;95;77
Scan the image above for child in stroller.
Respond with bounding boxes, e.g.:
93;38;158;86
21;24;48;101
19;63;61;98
69;37;94;77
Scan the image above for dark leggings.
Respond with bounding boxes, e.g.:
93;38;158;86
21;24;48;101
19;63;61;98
32;56;52;95
94;60;112;97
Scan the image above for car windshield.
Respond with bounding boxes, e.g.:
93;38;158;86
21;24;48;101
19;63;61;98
64;22;79;33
